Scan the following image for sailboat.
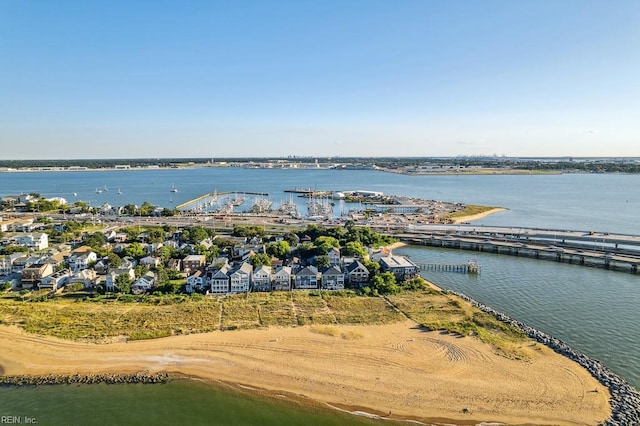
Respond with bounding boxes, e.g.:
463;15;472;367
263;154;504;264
170;183;178;193
118;188;123;195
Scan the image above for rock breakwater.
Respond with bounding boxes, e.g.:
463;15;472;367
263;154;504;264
0;371;169;387
447;290;640;426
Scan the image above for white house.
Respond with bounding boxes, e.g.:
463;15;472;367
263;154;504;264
229;262;252;293
14;232;49;251
105;268;135;292
67;251;97;272
68;269;97;289
39;269;71;291
252;265;272;292
186;270;204;293
132;272;156;294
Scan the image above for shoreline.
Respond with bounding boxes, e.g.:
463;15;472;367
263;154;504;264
451;207;507;224
0;319;610;425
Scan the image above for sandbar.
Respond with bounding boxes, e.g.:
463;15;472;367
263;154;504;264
0;322;609;425
452;207;507;224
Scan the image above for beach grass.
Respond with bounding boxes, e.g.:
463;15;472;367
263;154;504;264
387;291;528;358
443;204;500;220
0;289;526;356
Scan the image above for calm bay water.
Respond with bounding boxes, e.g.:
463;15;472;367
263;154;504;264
1;168;639;423
0;379;381;426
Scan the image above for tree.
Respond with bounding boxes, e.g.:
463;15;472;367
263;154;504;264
146;228;166;243
363;260;380;279
249;253;271;266
115;273;132;294
158;245;177;262
139;201;156;216
266;241;291;259
134;264;149;278
314;254;330;268
107;252;122;268
0;245;28;255
370;271;400;295
124;242;145;259
85;232;106;250
187;226;209;244
296;242;315;259
343;241;367;258
314;236;340;255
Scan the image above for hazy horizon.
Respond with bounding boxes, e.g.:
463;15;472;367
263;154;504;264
2;1;639;159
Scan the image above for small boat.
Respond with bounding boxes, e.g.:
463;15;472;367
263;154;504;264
73;192;77;197
95;188;103;194
170;183;178;193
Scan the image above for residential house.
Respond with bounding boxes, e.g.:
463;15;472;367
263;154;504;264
67;250;97;272
252;265;272;292
93;258;110;275
186;270;204;294
139;256;161;268
68;269;97;289
183;254;206;274
166;258;182;272
229;262;252;293
132;272;156;294
345;260;370;287
21;262;54;289
232;244;265;262
273;266;292;291
208;265;231;294
104;267;135;292
1;253;24;276
110;233;129;243
294;265;320;290
44;252;69;271
14;232;49;251
328;247;341;266
321;265;345;290
11;255;45;274
39;269;71;291
379;255;418;280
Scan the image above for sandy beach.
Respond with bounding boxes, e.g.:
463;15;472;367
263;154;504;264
452;207;507;224
0;322;609;425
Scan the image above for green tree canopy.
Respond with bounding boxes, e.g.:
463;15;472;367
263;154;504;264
266;241;291;259
124;242;146;259
249;253;271;267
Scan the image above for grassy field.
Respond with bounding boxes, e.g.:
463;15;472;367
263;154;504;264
0;289;528;356
387;290;528;358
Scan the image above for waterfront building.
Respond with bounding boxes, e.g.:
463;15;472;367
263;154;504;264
379;255;418;280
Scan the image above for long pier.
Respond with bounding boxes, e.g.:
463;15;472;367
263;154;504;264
418;261;480;274
397;225;640;274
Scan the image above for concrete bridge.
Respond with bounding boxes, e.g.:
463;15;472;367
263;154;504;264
397;224;640;274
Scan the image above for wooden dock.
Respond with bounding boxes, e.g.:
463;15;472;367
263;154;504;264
418;261;480;274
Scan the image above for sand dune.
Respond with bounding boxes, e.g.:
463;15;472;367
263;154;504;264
0;321;609;425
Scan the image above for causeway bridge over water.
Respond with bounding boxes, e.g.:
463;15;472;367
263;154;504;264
396;224;640;274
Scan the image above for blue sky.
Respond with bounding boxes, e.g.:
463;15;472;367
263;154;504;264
1;1;639;159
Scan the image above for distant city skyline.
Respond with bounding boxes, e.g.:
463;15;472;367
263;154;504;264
1;1;639;159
